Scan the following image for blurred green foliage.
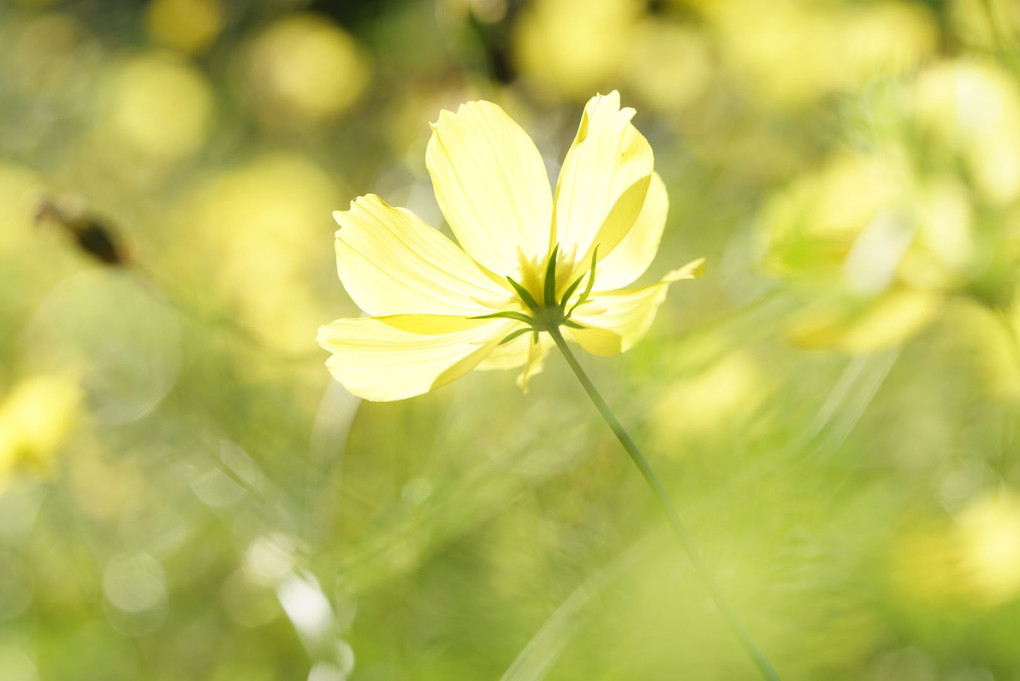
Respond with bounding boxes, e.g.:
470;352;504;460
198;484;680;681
3;0;1020;679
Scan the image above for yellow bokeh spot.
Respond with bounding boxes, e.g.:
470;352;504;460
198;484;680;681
946;301;1020;408
246;14;369;122
103;53;214;161
182;154;340;353
0;374;82;482
147;0;223;55
653;352;768;446
621;19;713;114
956;489;1020;607
892;489;1020;609
513;0;640;100
836;2;938;90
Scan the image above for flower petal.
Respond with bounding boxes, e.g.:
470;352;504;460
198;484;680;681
476;332;552;392
517;336;550;392
663;257;707;282
426;101;553;277
317;315;513;401
565;259;704;356
554;91;654;270
476;330;533;371
594;172;669;290
334;194;511;317
566;285;666;356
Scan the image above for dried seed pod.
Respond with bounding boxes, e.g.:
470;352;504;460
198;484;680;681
35;197;128;266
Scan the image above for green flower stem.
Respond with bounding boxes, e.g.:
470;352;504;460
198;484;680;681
547;327;781;681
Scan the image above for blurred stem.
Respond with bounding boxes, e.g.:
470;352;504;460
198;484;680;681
547;327;781;681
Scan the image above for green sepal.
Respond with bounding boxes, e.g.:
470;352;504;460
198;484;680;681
498;327;533;345
558;273;585;311
568;246;599;316
562;319;585;329
543;244;560;307
506;276;541;312
470;310;535;325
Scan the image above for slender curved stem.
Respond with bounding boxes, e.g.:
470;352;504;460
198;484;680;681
547;327;781;681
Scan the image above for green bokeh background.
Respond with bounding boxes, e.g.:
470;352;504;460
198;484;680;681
3;0;1020;679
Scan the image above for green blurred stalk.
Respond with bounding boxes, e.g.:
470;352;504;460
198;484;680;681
548;326;781;681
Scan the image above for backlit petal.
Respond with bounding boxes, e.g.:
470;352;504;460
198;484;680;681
476;332;552;392
565;259;704;356
426;101;553;277
317;315;513;401
334;195;511;317
594;172;668;290
662;257;707;282
554;91;653;271
477;330;534;371
517;336;550;392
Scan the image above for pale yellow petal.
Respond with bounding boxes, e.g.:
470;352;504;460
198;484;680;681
476;329;535;371
566;283;667;356
333;194;511;317
594;172;668;290
554;91;654;270
476;331;552;392
564;324;624;357
317;315;513;401
565;261;702;356
426;101;553;277
663;257;707;282
517;335;550;393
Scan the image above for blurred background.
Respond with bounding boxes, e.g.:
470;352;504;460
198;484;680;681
2;0;1020;678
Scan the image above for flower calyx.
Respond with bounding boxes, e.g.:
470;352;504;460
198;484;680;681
472;244;598;344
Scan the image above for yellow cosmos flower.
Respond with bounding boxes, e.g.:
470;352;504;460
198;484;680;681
318;91;704;401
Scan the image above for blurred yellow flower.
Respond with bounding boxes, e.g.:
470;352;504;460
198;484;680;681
319;92;703;401
914;59;1020;204
956;489;1020;607
758;55;1020;352
891;489;1020;609
786;289;941;353
0;374;82;483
